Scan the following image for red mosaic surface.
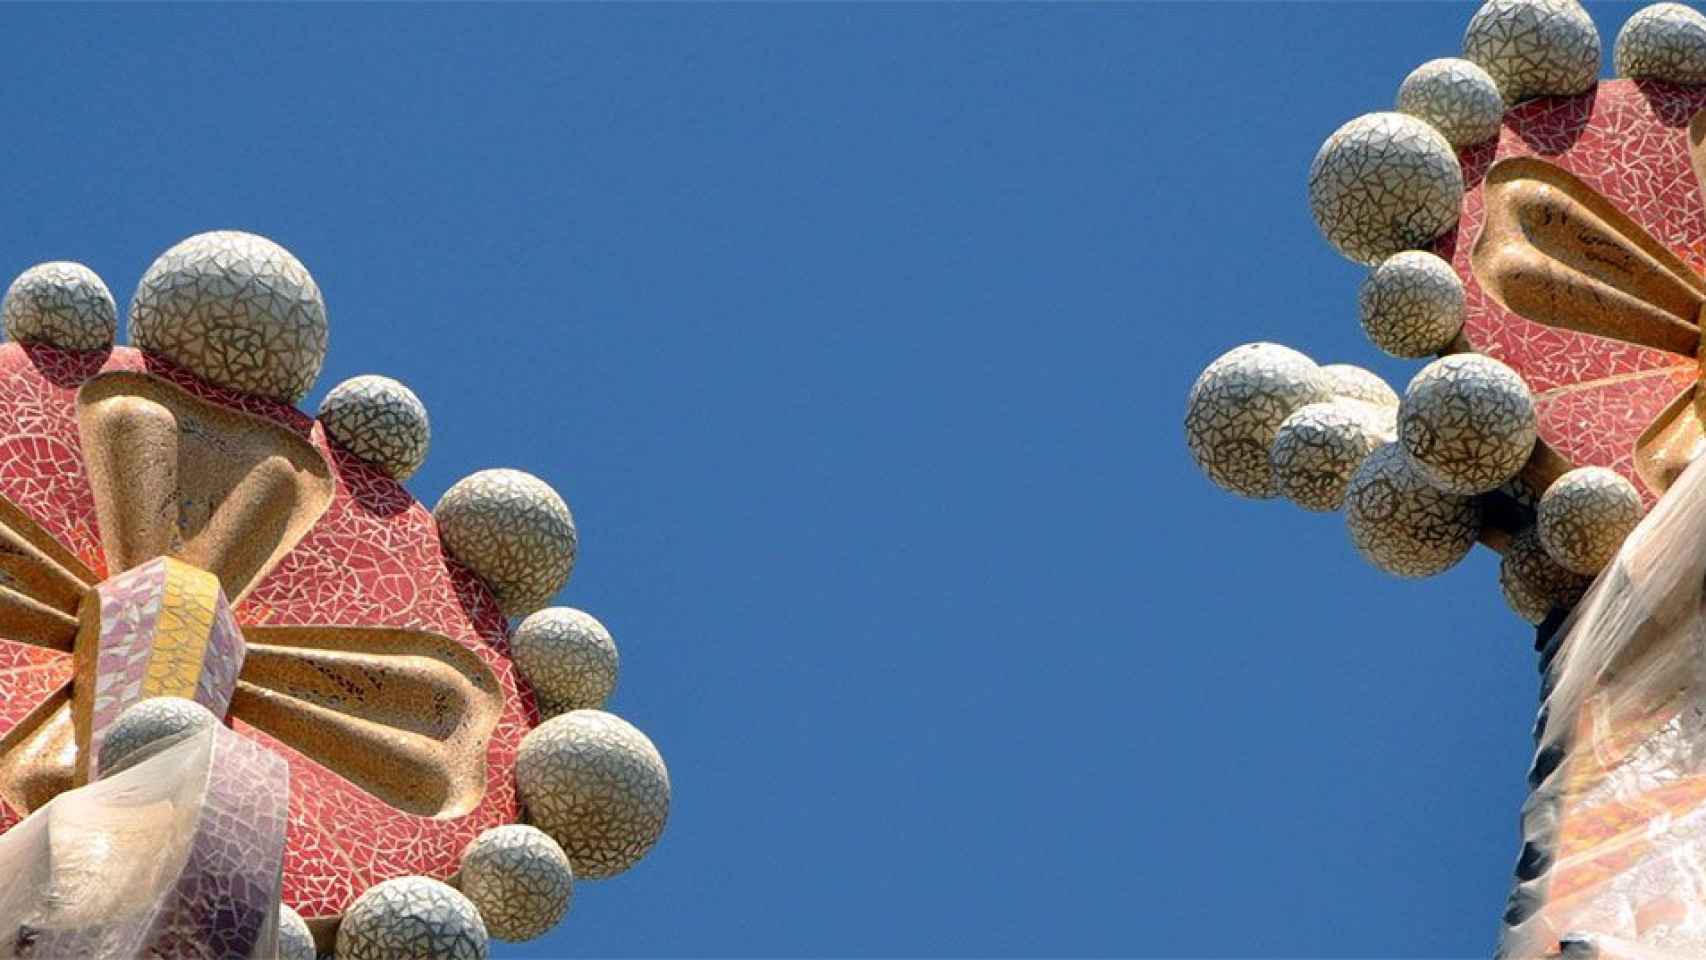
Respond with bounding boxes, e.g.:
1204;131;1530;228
1437;79;1706;503
0;343;540;921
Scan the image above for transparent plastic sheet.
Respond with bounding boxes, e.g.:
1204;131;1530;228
1500;455;1706;957
0;724;289;960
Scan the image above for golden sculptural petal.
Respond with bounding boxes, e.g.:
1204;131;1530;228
0;693;75;816
233;626;503;818
76;371;334;602
1472;157;1706;357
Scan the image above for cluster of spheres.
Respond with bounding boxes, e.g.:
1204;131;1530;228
1185;0;1701;625
0;230;669;959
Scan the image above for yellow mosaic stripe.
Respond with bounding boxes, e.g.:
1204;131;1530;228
141;558;221;698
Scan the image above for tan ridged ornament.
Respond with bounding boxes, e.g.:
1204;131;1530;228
1500;526;1593;624
516;709;670;880
1396;57;1507;148
1537;466;1644;575
1463;0;1601;104
1397;353;1537;495
1344;442;1482;577
1308;113;1464;265
457;825;574;943
1184;343;1334;498
1269;400;1395;512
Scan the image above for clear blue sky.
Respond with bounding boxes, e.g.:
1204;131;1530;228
0;3;1646;956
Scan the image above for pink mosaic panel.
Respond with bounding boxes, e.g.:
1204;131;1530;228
194;593;244;714
1440;80;1706;502
0;343;534;922
89;559;169;745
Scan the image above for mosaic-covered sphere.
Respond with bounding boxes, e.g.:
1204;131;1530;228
1184;343;1334;499
278;903;316;960
1269;401;1395;512
1358;251;1466;359
1308;112;1464;265
434;469;577;617
1614;2;1706;84
1398;354;1537;495
1396;57;1507;147
335;876;489;960
1537;466;1643;575
1344;442;1483;577
512;607;618;715
1500;525;1593;624
1;261;117;351
1320;363;1400;409
458;825;575;943
516;710;670;880
1463;0;1601;104
129;231;328;403
318;374;432;481
97;696;218;779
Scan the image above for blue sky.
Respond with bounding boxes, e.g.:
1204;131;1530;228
0;3;1651;956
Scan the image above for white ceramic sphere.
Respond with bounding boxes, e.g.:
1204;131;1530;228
516;709;670;880
1184;343;1335;499
1464;0;1602;103
1269;401;1395;512
1397;57;1508;147
434;469;577;617
318;375;432;481
1309;112;1464;265
277;903;316;960
1615;3;1706;83
1344;442;1483;577
1398;353;1537;494
458;825;574;943
97;696;218;779
1358;251;1467;359
335;876;488;960
512;607;618;715
1538;466;1644;574
1501;525;1593;624
2;261;117;351
1320;363;1400;408
129;231;327;403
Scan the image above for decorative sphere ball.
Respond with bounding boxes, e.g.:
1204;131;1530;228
98;696;218;779
1184;343;1334;498
1463;0;1601;104
1344;442;1483;577
1615;3;1706;83
1308;112;1464;265
336;876;488;960
1501;526;1593;624
1269;401;1395;512
2;262;117;351
277;903;315;960
458;825;574;943
512;607;618;715
516;709;670;880
318;375;432;481
1396;57;1507;147
1398;353;1537;495
434;469;577;617
129;231;327;403
1538;466;1643;574
1320;363;1400;408
1358;251;1466;358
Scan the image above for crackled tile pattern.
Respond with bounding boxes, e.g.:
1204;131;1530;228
1344;442;1483;578
516;710;670;880
512;607;618;715
1;262;116;352
1397;354;1538;495
458;824;574;943
0;344;534;925
1398;57;1507;148
1538;465;1645;574
1310;112;1464;265
336;876;489;960
1615;3;1706;85
1439;79;1706;503
1321;364;1400;408
1463;0;1601;104
1269;400;1393;512
434;469;577;617
1358;251;1467;358
129;231;328;404
318;375;432;482
277;904;315;960
1184;343;1334;499
1499;524;1592;624
97;697;217;778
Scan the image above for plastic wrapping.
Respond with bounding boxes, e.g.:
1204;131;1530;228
0;723;288;960
1501;454;1706;956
